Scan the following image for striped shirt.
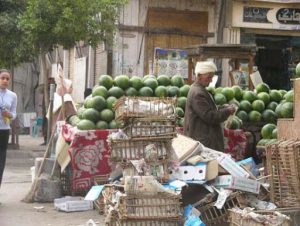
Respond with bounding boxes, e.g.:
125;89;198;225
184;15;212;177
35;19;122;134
0;89;17;130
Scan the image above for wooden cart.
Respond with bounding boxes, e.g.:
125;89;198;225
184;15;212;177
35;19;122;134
185;44;257;89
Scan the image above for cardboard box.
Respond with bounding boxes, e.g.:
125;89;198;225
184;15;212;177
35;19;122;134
187;155;219;181
205;159;219;181
217;155;249;178
171;134;203;163
169;164;206;181
213;175;261;194
54;196;93;212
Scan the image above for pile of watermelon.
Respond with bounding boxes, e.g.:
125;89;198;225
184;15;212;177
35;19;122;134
208;83;294;129
207;82;294;146
69;74;190;130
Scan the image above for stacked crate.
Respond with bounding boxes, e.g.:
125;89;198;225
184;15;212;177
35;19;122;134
105;96;183;225
266;139;300;207
111;96;178;180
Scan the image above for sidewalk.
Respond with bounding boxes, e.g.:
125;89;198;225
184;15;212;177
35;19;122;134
1;134;105;226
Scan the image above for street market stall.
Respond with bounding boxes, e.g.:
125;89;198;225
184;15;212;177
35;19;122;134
185;43;257;89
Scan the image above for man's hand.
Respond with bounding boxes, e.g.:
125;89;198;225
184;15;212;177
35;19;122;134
227;104;237;115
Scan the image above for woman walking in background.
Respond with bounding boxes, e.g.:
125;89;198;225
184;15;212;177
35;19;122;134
0;69;17;188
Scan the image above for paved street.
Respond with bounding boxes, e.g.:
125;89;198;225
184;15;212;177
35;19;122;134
0;135;105;226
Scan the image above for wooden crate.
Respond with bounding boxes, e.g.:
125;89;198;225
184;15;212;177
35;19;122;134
123;163;169;182
123;117;177;139
103;185;183;225
228;208;291;226
93;175;111;215
118;193;182;221
114;96;176;121
109;138;172;165
195;192;246;225
266;140;300;207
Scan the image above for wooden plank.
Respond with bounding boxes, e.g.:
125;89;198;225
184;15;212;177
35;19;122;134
277;78;300;139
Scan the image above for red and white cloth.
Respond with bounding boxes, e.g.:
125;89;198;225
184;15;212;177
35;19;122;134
224;128;247;161
62;124;112;193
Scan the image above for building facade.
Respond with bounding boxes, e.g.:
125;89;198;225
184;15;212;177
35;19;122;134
225;0;300;90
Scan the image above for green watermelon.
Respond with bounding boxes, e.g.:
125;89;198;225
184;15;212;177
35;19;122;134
177;117;184;127
214;93;227;106
206;86;215;95
256;83;270;93
261;123;276;139
262;109;277;123
269;90;282;103
248;110;262;122
109;120;121;129
106;96;117;110
68;115;81;126
296;62;300;77
114;75;130;90
95;120;109;129
179;85;190;97
267;101;278;112
92;86;108;98
77;107;85;119
100;109;115;122
232;85;243;100
77;119;96;130
227;116;242;130
167;86;180;97
98;75;114;89
239;100;252;112
130;76;144;90
221;87;235;101
252;100;265;112
125;87;138;96
280;102;293;118
171;75;184;87
154;86;168;97
243;91;256;103
82;108;100;123
177;97;187;110
257;92;270;105
176;107;184;117
139;87;153;97
89;96;107;112
236;110;248;122
283;90;294;102
157;75;171;86
84;96;93;108
107;86;125;98
143;78;158;90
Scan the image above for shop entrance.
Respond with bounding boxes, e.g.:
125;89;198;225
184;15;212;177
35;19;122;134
255;35;292;90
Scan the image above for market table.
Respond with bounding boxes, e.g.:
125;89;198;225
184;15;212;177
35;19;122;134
61;124;112;193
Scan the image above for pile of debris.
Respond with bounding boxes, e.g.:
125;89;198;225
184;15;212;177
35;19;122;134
104;96;183;225
91;96;299;226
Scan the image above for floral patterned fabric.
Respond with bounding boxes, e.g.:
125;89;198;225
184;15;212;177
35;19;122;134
223;128;247;160
62;124;111;193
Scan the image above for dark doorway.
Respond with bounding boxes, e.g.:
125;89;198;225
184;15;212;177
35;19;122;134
255;35;291;90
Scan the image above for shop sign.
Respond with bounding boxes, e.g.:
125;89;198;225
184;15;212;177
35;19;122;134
276;8;300;24
243;7;271;23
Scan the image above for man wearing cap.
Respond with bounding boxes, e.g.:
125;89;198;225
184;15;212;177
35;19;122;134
184;61;236;152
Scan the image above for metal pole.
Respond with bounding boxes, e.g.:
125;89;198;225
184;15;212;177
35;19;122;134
46;84;55;144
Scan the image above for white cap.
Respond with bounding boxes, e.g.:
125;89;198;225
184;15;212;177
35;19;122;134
195;61;217;75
